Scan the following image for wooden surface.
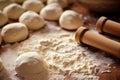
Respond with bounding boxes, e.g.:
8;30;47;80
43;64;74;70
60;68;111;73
70;2;120;80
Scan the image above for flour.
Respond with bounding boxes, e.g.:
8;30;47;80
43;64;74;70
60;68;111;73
16;22;114;80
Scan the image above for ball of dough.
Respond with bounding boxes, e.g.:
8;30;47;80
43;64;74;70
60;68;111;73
0;58;3;72
0;0;12;10
3;3;25;20
0;10;8;27
15;52;49;80
1;23;29;43
11;0;25;3
22;0;44;13
19;11;45;30
59;10;84;30
40;3;63;20
47;0;68;8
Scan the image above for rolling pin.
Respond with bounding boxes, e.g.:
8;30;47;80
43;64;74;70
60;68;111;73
75;26;120;58
96;16;120;37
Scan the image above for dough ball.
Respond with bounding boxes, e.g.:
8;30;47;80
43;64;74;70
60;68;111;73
0;10;8;27
0;58;3;72
59;10;84;30
19;11;45;30
15;52;49;80
40;3;63;20
22;0;44;13
11;0;25;3
47;0;68;8
3;3;25;20
1;23;29;43
0;0;12;10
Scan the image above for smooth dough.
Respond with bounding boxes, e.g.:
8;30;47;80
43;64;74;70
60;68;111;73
0;0;12;10
40;3;63;20
1;23;29;43
59;10;84;30
19;11;45;30
0;58;3;72
22;0;44;13
3;3;25;20
0;10;8;27
47;0;68;8
15;52;49;80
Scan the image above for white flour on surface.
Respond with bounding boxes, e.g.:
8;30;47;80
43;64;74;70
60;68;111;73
0;21;114;80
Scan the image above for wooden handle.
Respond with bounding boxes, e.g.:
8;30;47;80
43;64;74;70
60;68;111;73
75;27;120;58
96;16;120;37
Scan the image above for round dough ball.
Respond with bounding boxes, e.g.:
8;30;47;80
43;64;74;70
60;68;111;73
59;10;84;30
15;52;49;80
3;3;25;20
11;0;25;3
0;0;12;10
40;3;63;20
0;10;8;27
22;0;44;13
1;23;29;43
19;11;45;30
47;0;68;8
0;58;3;72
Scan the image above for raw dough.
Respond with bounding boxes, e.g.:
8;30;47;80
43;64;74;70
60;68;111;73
0;58;3;72
40;3;63;20
11;0;25;3
1;23;29;43
19;11;45;30
15;52;49;80
0;0;12;10
22;0;44;13
0;10;8;27
47;0;68;8
3;3;25;20
59;10;84;30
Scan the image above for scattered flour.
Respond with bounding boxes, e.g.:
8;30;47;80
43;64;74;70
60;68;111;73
16;22;114;80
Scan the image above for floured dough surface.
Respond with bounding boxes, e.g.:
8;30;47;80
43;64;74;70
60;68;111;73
19;11;45;30
0;22;114;80
1;23;28;43
59;10;84;30
15;52;49;80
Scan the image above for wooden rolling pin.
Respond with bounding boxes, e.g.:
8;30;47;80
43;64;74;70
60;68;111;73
96;16;120;37
75;27;120;58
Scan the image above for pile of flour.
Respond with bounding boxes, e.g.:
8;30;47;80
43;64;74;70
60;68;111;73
16;22;114;80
